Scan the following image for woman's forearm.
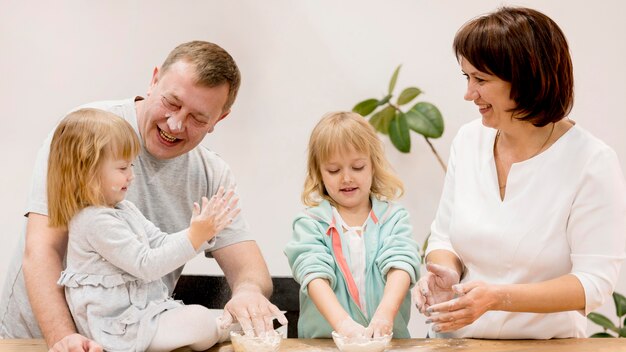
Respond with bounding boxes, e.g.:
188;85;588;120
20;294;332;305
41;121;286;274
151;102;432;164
491;274;585;313
425;249;464;279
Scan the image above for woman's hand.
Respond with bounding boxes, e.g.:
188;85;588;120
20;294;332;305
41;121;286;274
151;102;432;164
425;281;499;333
414;263;460;315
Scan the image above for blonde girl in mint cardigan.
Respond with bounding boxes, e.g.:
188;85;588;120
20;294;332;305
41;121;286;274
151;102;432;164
285;111;420;338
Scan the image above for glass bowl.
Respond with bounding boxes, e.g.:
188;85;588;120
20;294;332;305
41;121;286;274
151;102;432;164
331;331;392;352
230;329;282;352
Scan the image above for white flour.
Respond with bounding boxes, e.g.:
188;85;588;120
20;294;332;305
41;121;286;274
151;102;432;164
230;332;281;352
335;339;388;352
333;334;391;352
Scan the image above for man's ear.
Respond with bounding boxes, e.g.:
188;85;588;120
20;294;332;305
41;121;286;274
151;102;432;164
152;67;160;83
207;110;231;134
146;67;159;97
218;109;231;122
146;67;160;96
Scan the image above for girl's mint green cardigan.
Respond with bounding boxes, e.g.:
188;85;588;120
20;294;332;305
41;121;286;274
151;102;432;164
284;197;420;338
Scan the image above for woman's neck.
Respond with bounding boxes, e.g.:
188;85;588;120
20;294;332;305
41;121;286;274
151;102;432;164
496;118;573;161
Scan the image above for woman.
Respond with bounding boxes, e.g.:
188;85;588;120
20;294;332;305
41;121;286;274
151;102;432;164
415;6;626;339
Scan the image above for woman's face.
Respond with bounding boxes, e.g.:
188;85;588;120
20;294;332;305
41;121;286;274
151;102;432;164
461;57;517;129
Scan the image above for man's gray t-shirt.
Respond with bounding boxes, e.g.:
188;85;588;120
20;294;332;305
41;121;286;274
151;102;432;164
0;97;253;338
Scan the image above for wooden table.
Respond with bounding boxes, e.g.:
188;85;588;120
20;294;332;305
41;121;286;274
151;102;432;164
2;338;625;351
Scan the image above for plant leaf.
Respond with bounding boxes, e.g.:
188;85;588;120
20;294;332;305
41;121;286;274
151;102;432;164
369;106;396;135
388;65;401;95
379;94;392;106
590;332;615;338
620;327;626;337
353;98;379;117
389;111;411;153
588;312;618;332
397;87;422;106
613;292;626;318
405;102;444;138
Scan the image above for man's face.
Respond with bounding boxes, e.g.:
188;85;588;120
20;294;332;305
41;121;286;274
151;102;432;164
138;60;230;160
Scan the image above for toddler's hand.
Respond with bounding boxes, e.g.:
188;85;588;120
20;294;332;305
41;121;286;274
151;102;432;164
188;187;240;248
337;317;371;338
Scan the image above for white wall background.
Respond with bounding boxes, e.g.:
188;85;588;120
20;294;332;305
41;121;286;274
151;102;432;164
1;0;625;338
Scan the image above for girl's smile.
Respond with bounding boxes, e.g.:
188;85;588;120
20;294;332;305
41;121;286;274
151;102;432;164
320;147;372;220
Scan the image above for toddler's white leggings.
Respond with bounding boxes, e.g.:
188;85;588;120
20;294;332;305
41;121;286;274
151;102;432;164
147;305;231;352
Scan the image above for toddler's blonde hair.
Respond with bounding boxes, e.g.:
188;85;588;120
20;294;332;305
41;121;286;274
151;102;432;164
47;108;140;228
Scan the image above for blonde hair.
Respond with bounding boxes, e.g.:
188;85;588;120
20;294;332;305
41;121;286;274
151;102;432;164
302;111;404;207
47;108;141;228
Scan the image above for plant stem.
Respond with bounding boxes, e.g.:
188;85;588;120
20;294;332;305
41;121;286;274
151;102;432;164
424;136;447;173
388;103;448;173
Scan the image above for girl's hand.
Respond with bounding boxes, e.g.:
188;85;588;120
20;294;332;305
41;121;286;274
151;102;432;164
188;187;240;248
367;316;392;338
367;268;408;337
414;263;460;315
425;281;498;333
337;317;371;338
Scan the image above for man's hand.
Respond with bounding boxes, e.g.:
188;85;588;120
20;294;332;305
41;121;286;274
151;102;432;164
220;285;287;336
47;333;102;352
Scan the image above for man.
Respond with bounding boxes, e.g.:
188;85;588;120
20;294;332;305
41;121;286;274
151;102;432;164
0;41;286;351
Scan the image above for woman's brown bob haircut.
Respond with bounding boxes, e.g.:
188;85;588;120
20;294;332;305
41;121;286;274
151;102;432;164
453;7;573;126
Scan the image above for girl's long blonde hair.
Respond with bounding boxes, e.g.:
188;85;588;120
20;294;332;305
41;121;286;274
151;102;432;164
47;108;140;228
302;111;404;207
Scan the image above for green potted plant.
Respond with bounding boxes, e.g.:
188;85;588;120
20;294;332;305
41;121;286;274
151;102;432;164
352;65;446;262
352;65;446;172
588;292;626;337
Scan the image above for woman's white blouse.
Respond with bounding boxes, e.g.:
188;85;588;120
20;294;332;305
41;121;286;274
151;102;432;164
426;119;626;339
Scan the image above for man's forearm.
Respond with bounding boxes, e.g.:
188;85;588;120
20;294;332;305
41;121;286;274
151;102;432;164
214;240;288;333
231;273;272;297
24;250;76;346
213;241;272;297
23;213;76;347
